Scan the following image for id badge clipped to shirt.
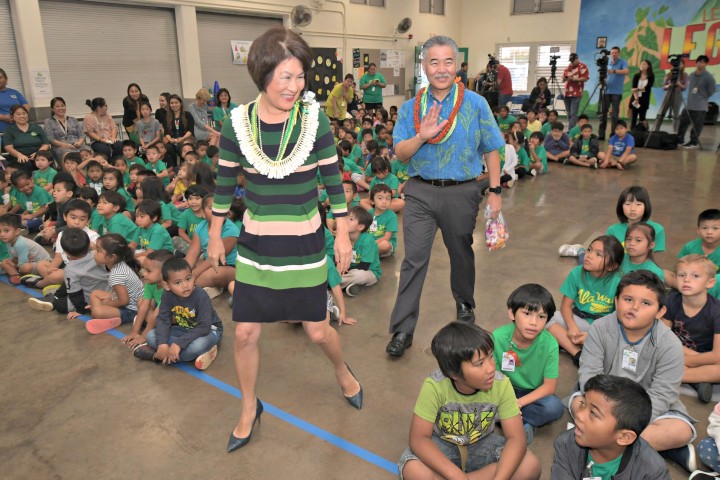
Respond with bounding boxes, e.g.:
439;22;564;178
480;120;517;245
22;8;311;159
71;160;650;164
621;346;639;373
368;219;378;234
501;351;516;372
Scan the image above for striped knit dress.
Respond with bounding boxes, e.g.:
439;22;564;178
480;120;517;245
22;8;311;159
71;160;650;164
213;102;347;323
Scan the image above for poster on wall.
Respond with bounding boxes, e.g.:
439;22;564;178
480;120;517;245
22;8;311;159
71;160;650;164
231;41;253;65
577;0;720;119
308;48;343;101
29;69;53;97
380;49;406;68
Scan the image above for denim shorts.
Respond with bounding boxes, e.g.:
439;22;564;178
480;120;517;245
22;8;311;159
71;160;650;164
398;433;505;479
120;306;137;325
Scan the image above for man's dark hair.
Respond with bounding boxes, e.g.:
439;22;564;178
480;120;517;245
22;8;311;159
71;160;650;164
348;205;372;231
431;322;494;380
611;46;620;52
697;55;710;63
506;284;556;319
578;114;589;121
146;249;174;265
698;209;720;225
584;374;652;438
616;270;666;307
162;257;192;281
60;227;90;257
0;213;22;229
63;199;93;218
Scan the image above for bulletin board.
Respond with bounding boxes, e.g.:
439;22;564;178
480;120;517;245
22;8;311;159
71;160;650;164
308;47;343;101
352;48;407;99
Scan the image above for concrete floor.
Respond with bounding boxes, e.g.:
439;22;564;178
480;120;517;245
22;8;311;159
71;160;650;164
2;125;719;479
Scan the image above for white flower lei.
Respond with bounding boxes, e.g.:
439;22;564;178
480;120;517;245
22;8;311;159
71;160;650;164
232;91;320;179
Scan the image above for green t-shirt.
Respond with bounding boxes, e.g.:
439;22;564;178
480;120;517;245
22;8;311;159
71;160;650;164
359;72;386;104
679;238;720;271
518;148;531;168
233;219;243;235
178;209;204;238
202;155;213;167
343;156;363;175
0;241;9;261
142;283;164;306
98;212;139;244
12;186;52;214
115;188;135;213
492;324;559;391
541;121;552;136
621;256;665;281
369;173;400;197
33;167;57;189
351;144;364;166
497;115;517;132
324;227;335;259
125;156;145;166
568;125;582;141
160;201;181;225
146;160;169;185
212;103;238;128
136;222;173;252
327;258;342;288
351;232;381;279
560;265;621;319
90;210;105;231
709;274;720;299
391;158;409;183
588;451;623;480
579;138;592;156
414;369;520;446
531;145;548;173
606;220;666;252
368;208;398;250
123;172;132;187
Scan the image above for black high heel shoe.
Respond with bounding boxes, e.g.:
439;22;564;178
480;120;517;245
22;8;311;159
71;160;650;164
227;398;263;452
343;364;363;410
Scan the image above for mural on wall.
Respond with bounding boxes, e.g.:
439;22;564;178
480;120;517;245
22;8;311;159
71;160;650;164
577;0;720;120
308;48;343;101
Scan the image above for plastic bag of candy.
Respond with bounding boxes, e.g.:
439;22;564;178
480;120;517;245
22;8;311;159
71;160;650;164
484;205;508;251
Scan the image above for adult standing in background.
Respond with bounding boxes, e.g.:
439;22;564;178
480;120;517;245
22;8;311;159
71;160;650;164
562;53;589;129
496;61;513;107
208;26;361;453
628;60;655;130
0;68;30;134
456;62;469;86
677;55;716;149
122;83;148;144
385;35;504;358
43;97;85;161
84;97;123;159
359;63;386;112
662;59;688;133
3;105;50;173
325;74;354;122
598;46;628;140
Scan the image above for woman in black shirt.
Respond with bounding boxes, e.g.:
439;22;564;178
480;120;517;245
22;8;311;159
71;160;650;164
122;83;149;144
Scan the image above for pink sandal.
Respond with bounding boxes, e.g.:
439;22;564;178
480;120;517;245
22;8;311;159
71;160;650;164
86;318;122;335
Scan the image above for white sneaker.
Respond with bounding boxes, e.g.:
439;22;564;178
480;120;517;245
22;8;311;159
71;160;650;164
506;179;515;188
530;168;537;177
203;286;223;299
559;244;584;257
194;345;218;370
329;305;341;323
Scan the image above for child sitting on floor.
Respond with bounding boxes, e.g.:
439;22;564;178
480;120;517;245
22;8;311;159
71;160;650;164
173;185;206;255
8;170;52;232
134;199;174;265
340;206;381;297
0;213;52;284
399;322;541;480
621;222;665;281
544;122;571;163
599;120;637;170
567;123;600;168
32;151;57;192
94;191;138;246
678;209;720;271
365;184;398;258
606;185;666;252
132;257;223;371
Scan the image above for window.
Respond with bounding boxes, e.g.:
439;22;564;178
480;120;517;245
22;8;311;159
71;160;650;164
498;45;530;92
420;0;445;15
535;44;572;91
512;0;563;14
350;0;385;6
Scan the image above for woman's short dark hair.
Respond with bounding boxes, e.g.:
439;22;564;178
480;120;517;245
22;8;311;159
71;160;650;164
215;88;231;106
506;283;556;319
431;322;494;380
247;26;312;92
344;73;354;81
85;97;106;111
584;374;652;437
537;77;548;86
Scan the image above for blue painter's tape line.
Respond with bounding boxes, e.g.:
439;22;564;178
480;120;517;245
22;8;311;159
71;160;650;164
2;277;399;475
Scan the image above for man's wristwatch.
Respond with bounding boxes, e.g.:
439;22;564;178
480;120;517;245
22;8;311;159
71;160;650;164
487;186;502;195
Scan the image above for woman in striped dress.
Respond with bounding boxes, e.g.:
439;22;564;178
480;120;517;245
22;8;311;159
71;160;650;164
208;26;362;453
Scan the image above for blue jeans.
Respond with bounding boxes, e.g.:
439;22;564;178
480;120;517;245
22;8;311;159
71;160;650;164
146;324;223;362
498;93;513;108
698;436;720;472
514;388;565;428
563;96;581;129
24;217;43;232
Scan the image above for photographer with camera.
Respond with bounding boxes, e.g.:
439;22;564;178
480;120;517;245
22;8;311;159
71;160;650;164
562;53;589;129
598;47;629;140
676;55;716;149
662;58;688;133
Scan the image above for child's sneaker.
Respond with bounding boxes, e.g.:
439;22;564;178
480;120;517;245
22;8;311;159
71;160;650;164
661;443;697;472
8;274;21;285
195;345;218;370
203;286;223;299
86;317;122;334
558;244;584;257
20;274;42;288
530;168;537;177
329;305;341;323
42;284;62;296
28;294;56;312
695;382;714;404
506;179;515;188
133;344;158;362
345;284;364;297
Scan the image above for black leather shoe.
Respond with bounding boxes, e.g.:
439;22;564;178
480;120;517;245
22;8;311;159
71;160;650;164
386;332;413;357
456;303;475;323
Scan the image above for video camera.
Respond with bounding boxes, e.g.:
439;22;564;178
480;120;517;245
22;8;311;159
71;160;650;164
668;53;689;69
595;49;611;68
487;54;499;67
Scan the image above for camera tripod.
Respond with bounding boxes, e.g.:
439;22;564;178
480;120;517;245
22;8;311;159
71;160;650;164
645;73;703;149
547;61;563;109
579;71;607;119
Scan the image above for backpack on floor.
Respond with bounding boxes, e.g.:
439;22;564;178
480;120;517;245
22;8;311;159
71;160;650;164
644;131;678;150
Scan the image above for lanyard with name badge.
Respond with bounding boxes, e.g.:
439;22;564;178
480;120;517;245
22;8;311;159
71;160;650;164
618;320;654;374
502;340;522;372
583;460;601;480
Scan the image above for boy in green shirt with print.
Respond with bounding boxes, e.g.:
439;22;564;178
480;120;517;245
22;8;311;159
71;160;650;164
340;206;381;297
527;131;548;175
365;184;398;257
144;145;170;186
8;170;52;232
497;105;517;133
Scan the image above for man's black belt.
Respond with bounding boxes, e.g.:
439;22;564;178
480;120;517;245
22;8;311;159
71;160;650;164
413;176;475;187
